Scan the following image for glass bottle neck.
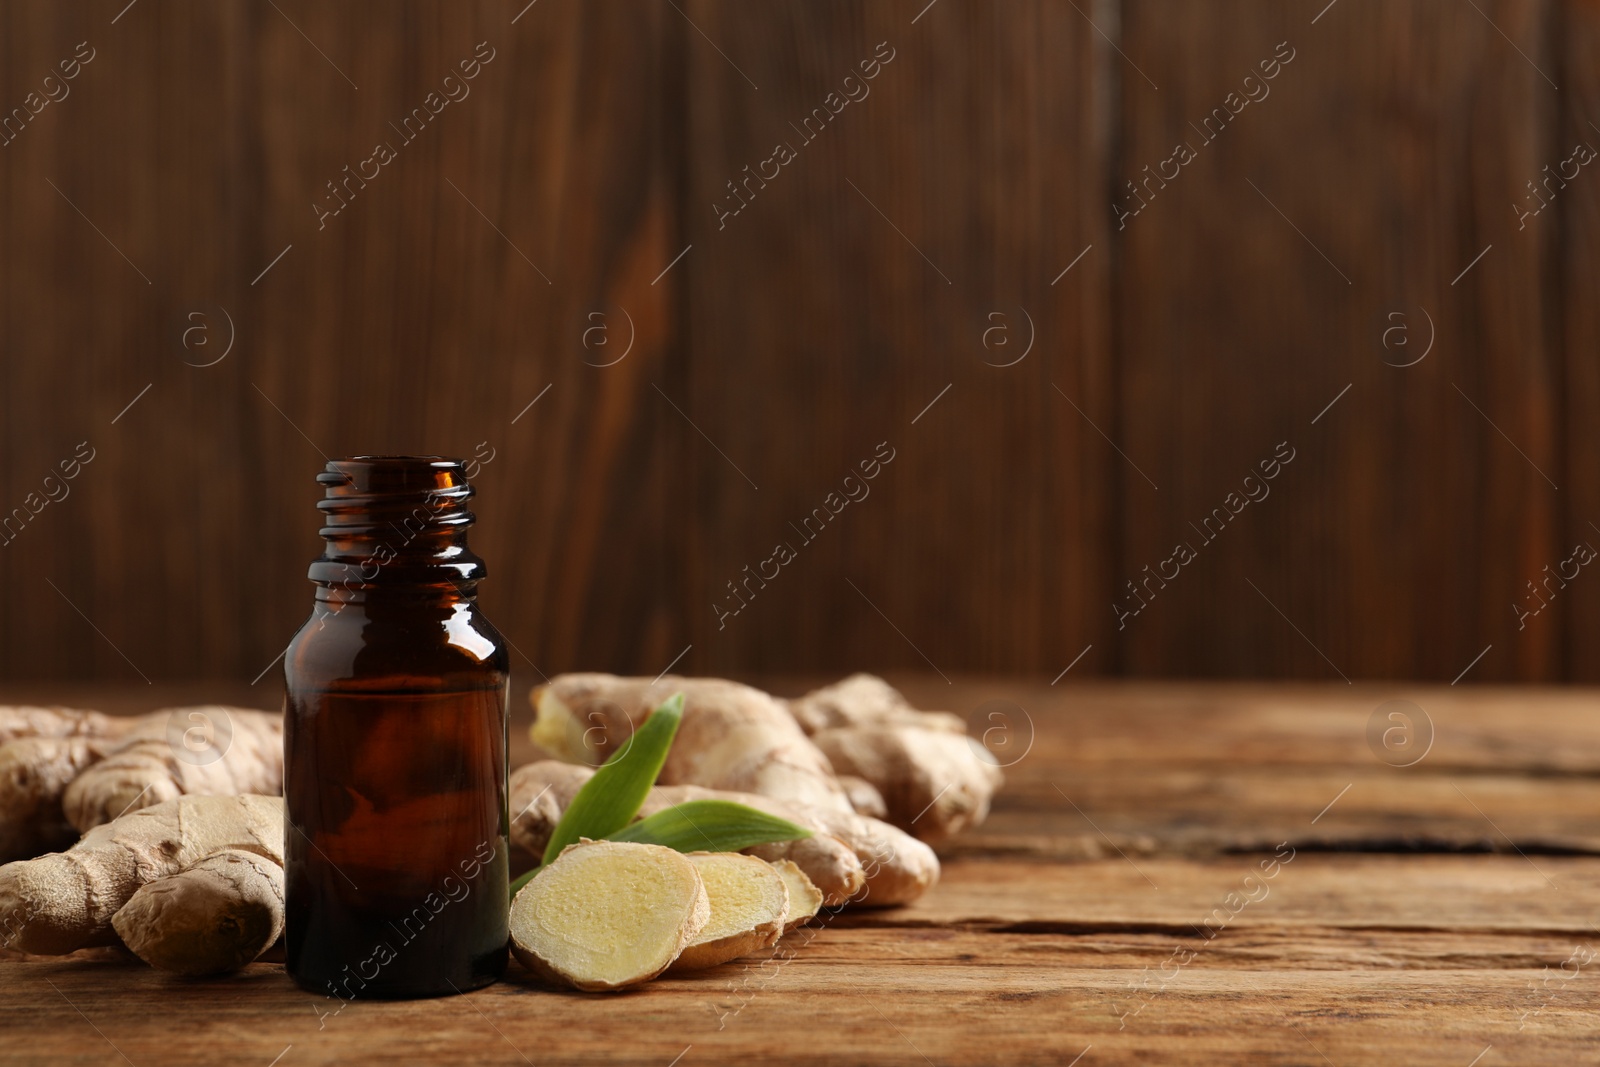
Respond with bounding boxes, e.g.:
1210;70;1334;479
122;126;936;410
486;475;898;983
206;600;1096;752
311;582;481;607
307;457;488;596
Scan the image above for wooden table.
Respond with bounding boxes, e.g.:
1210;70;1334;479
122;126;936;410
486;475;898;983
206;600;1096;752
3;679;1598;1065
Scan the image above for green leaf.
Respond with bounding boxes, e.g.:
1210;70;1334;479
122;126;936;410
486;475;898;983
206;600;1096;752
607;799;812;853
540;692;685;866
509;867;538;902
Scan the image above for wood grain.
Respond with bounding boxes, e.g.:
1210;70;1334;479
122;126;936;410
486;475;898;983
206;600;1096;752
1560;0;1600;682
680;0;1113;678
4;679;1598;1063
6;903;1597;1067
1113;0;1563;681
0;0;689;685
0;0;1593;684
876;853;1600;932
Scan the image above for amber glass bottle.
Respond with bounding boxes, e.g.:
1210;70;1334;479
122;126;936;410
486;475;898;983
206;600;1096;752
283;457;509;1000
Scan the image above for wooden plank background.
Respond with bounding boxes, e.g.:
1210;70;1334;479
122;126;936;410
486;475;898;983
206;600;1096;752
0;0;1588;684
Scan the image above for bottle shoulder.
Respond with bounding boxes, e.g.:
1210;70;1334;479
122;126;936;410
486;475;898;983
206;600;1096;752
284;599;509;691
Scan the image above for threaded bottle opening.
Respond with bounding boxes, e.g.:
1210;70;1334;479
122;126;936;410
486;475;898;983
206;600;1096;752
309;456;486;591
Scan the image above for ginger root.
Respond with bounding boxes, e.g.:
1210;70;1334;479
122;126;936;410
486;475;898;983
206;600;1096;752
510;760;937;906
0;706;284;867
834;775;888;820
662;783;935;906
62;708;283;834
0;794;284;955
112;848;285;976
531;672;1003;845
0;707;138;860
787;674;966;735
791;675;1003;843
669;852;788;972
531;675;853;814
811;725;1001;844
0;706;132;745
0;736;122;862
510;840;710;991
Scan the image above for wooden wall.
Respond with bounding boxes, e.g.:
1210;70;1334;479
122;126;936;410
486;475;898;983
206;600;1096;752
0;0;1591;685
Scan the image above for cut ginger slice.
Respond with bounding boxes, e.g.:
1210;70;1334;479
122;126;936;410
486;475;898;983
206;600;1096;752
768;858;823;931
510;841;709;991
670;852;790;972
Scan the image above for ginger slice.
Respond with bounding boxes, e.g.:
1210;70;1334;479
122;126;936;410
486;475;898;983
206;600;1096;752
670;852;789;972
510;841;709;992
768;859;823;931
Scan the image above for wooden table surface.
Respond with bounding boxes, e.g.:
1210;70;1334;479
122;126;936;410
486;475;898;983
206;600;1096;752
3;679;1598;1065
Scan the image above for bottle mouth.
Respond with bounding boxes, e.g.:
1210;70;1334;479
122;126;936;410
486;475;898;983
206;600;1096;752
317;457;472;518
318;456;464;491
309;456;486;588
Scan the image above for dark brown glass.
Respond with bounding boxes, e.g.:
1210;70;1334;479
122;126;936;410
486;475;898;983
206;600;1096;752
283;457;510;1000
